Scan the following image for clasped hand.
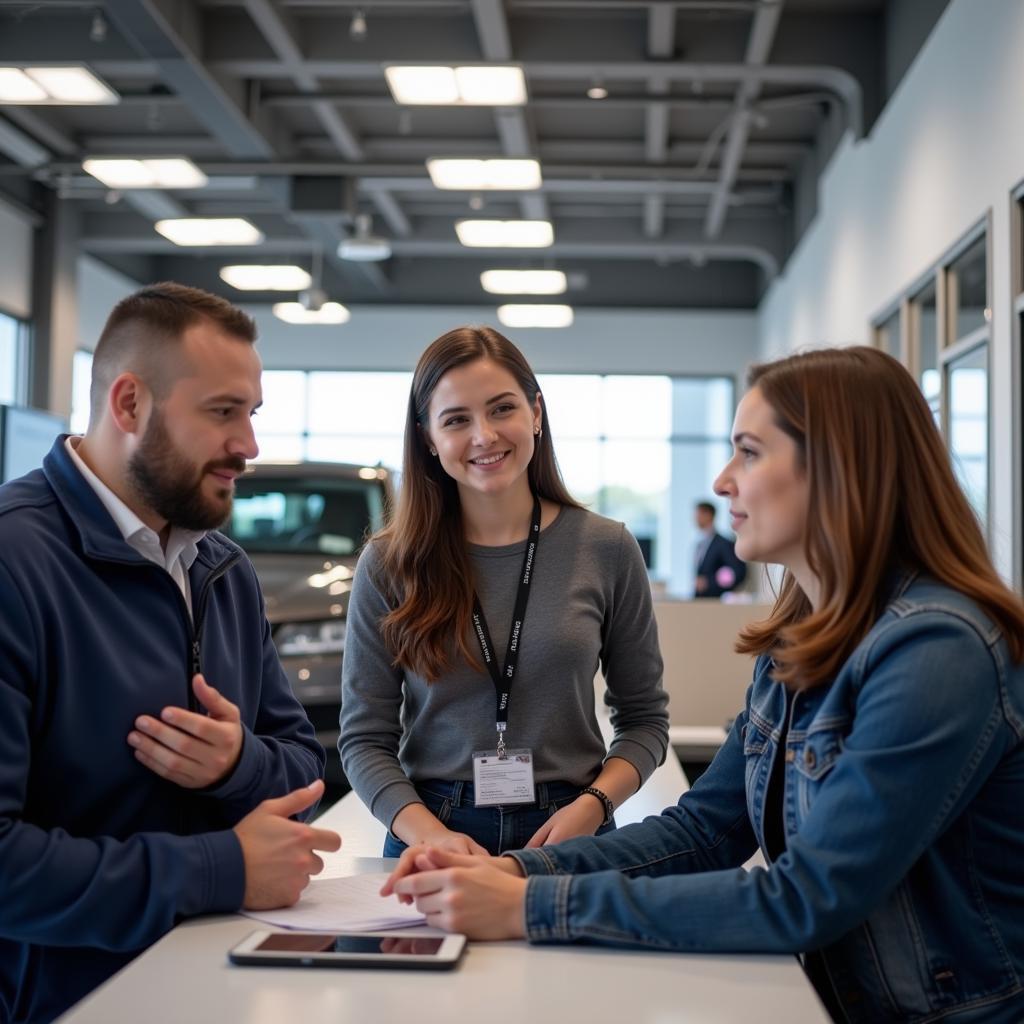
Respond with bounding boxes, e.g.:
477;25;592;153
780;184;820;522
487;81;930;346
128;673;243;788
381;847;527;940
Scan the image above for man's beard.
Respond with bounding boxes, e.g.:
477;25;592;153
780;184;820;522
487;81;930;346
126;407;245;531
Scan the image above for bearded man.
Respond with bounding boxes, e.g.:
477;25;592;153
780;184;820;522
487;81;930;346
0;283;340;1023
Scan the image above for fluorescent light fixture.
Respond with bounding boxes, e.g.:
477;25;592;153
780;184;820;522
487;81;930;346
0;66;119;104
0;69;47;103
155;218;263;246
455;219;553;248
385;66;459;104
481;270;567;295
273;302;351;325
427;158;541;191
83;157;208;189
497;304;574;329
385;65;526;105
219;265;312;291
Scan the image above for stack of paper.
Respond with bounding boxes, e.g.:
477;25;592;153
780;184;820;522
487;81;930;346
242;873;426;932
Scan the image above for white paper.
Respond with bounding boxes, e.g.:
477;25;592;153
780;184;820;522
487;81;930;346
241;873;426;932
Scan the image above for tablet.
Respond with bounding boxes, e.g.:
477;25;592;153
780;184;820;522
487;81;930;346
228;930;467;970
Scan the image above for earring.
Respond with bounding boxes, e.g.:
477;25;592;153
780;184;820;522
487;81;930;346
429;446;438;456
534;426;542;438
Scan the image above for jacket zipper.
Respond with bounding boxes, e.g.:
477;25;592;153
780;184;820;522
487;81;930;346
181;552;241;710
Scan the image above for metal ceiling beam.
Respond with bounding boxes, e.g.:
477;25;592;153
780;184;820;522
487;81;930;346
241;0;403;291
471;0;549;221
704;0;783;239
370;189;413;237
242;0;368;163
103;0;278;159
79;230;780;277
643;4;675;237
0;116;50;168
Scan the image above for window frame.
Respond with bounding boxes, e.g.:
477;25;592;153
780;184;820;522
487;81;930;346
0;305;30;408
1010;181;1024;590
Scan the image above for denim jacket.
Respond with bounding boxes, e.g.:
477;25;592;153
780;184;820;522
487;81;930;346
510;575;1024;1023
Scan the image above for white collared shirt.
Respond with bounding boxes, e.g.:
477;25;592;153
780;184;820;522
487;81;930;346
65;436;205;616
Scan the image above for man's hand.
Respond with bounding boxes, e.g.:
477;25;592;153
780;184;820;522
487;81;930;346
234;780;342;909
695;574;708;594
391;848;527;940
128;674;244;789
524;794;605;848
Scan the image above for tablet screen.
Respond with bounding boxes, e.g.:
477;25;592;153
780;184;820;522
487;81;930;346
254;934;446;955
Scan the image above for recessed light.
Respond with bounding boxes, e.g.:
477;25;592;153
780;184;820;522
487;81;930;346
427;158;541;190
497;304;574;328
587;84;608;100
155;218;263;246
481;270;567;295
219;265;312;291
83;157;207;189
273;302;351;325
385;65;526;105
0;66;119;104
455;219;553;247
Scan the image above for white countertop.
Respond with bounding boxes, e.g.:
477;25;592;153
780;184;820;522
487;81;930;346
58;744;815;1023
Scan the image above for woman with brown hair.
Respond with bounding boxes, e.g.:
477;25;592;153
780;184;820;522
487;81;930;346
339;326;669;857
385;346;1024;1024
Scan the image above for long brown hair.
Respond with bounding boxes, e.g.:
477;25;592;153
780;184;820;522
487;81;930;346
736;345;1024;688
374;326;582;681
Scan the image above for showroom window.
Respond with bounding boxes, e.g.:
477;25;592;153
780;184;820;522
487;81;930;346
1012;187;1024;588
871;219;992;539
0;310;28;407
251;369;733;596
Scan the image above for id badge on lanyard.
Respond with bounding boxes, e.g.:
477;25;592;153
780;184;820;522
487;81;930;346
469;496;541;808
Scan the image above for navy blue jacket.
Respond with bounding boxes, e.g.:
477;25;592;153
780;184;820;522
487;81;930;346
0;438;325;1023
696;531;746;597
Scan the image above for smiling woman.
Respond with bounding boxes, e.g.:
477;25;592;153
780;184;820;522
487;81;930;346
339;325;669;860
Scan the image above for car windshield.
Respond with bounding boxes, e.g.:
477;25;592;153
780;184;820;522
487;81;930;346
224;475;386;555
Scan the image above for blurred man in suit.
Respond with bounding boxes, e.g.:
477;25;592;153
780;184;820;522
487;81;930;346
693;500;746;598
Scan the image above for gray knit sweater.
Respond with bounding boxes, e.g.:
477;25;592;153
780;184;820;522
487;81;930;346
338;506;669;829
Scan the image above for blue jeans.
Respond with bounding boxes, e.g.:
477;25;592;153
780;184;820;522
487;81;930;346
383;779;616;857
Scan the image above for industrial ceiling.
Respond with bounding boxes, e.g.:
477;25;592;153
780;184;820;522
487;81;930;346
0;1;943;312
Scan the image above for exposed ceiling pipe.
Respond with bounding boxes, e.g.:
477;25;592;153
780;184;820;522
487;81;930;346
704;0;783;239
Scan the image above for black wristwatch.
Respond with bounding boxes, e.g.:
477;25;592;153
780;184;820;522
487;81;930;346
580;786;615;826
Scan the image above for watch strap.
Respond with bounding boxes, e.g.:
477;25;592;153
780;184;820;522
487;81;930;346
580;786;615;826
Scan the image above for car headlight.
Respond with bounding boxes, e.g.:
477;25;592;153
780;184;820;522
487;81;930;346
275;618;347;657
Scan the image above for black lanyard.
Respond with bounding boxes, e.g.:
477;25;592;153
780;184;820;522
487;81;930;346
471;495;542;748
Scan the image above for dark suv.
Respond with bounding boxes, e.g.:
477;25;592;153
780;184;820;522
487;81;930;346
222;462;393;799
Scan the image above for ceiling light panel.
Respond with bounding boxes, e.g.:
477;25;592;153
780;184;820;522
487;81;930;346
497;304;574;328
155;218;264;246
385;65;526;105
83;158;207;189
0;66;119;104
481;270;567;295
0;69;47;103
220;265;312;291
456;220;553;248
427;158;541;191
273;302;351;325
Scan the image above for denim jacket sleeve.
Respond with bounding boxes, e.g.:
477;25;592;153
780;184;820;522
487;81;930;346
510;614;1014;952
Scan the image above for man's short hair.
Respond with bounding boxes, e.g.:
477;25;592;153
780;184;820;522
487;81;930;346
696;501;717;518
89;282;257;424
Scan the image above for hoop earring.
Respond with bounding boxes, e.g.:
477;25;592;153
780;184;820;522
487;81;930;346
429;446;438;456
534;426;542;438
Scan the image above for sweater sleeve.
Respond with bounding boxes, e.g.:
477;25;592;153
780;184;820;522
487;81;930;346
598;525;670;784
0;559;245;952
338;546;422;828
